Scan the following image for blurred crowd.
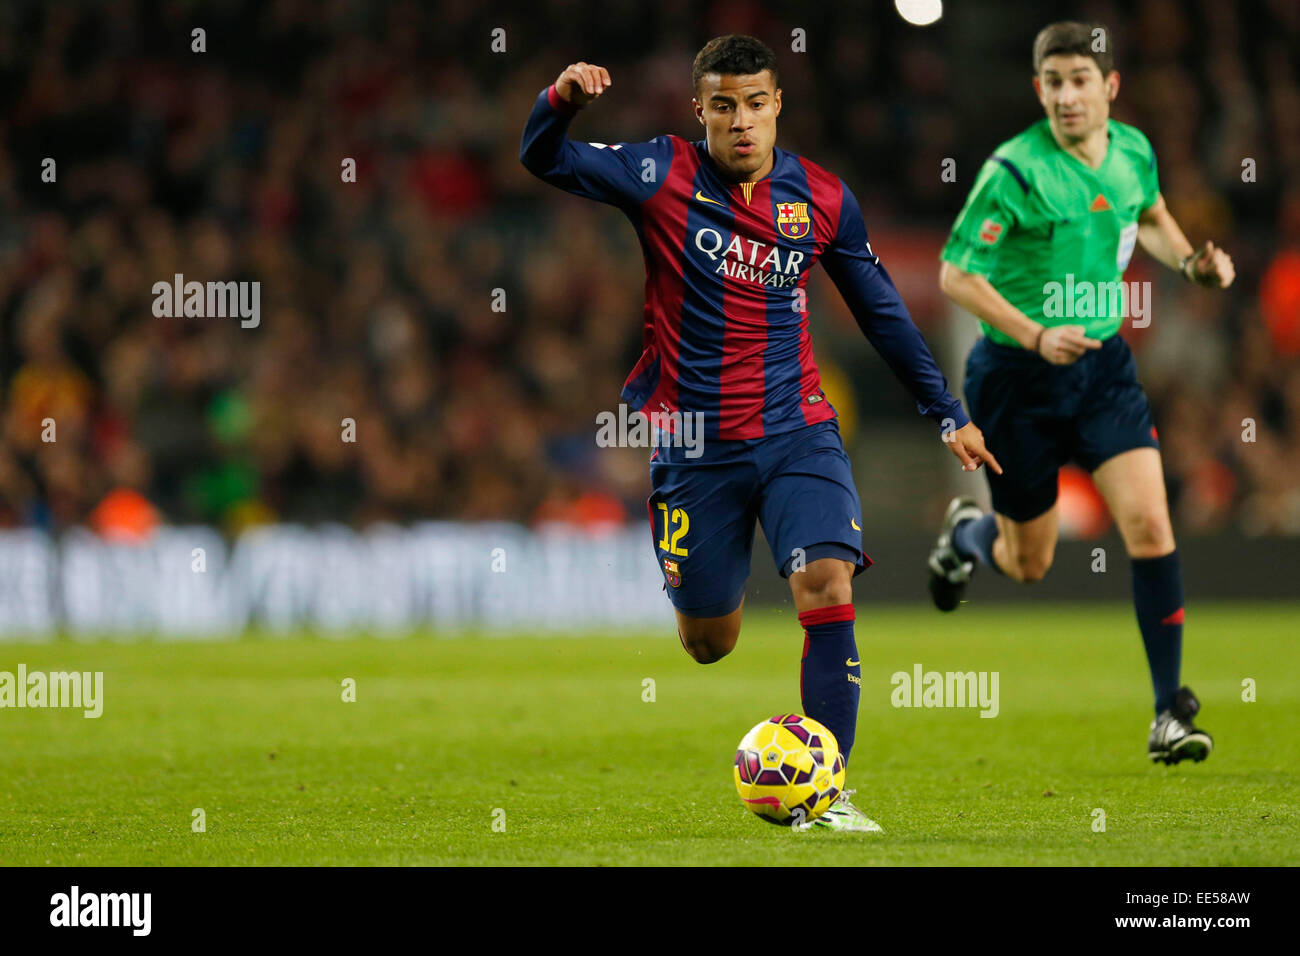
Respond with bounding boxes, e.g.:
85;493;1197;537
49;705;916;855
1;0;1297;538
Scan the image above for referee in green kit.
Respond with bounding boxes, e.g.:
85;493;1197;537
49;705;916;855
928;21;1235;765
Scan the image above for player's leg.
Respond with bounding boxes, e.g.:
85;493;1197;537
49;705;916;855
756;422;868;764
785;554;862;767
785;551;863;763
674;601;744;664
788;555;854;609
1079;337;1210;763
648;439;759;666
756;420;880;832
787;554;858;759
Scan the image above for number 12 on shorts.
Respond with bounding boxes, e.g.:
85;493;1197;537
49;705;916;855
656;503;690;556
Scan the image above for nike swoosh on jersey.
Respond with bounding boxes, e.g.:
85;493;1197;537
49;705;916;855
845;658;860;667
851;518;861;531
694;190;726;207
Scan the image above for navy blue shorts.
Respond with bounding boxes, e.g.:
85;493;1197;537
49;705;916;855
647;419;872;618
964;334;1160;522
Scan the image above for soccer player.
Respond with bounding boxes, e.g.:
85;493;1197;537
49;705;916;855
929;21;1234;764
521;35;1000;830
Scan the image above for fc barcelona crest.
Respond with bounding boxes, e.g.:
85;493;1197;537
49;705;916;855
775;201;811;240
663;558;682;588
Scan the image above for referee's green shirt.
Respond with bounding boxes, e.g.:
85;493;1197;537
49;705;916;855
940;118;1160;347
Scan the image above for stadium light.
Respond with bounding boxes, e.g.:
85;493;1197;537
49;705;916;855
895;0;943;26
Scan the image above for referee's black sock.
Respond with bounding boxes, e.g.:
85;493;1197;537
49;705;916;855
952;513;1005;576
1132;551;1184;715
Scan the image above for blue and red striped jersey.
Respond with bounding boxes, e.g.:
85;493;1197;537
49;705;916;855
520;85;968;442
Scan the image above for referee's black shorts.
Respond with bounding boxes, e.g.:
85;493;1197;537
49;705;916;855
964;333;1160;522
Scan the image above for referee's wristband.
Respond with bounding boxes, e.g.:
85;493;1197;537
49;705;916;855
1032;325;1046;356
1179;252;1197;282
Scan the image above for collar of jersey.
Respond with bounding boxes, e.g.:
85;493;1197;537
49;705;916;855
694;141;786;192
1039;118;1116;176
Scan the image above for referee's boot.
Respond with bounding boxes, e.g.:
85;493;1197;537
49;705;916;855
927;496;984;612
1148;686;1213;765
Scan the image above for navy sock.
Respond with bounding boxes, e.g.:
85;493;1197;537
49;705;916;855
798;604;860;764
952;513;1004;576
1131;551;1184;715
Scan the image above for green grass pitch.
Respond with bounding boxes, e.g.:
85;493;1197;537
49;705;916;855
1;602;1296;866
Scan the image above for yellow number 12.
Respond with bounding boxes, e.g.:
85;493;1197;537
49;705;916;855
656;503;690;556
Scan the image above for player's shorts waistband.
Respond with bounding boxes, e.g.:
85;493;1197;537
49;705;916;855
651;416;843;464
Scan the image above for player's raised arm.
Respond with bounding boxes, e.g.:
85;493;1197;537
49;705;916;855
555;61;611;107
519;62;672;207
821;181;1001;474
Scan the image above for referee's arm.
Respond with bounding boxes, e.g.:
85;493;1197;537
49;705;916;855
939;262;1101;365
938;262;1043;351
1136;194;1235;288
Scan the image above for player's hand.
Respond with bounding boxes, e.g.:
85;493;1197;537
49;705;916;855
555;62;611;107
945;422;1003;475
1036;324;1102;365
1185;241;1235;288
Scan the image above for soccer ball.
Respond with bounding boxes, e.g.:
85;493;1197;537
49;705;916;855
733;714;846;826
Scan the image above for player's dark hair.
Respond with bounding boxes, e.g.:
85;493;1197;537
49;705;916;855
1033;21;1115;76
692;35;779;93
